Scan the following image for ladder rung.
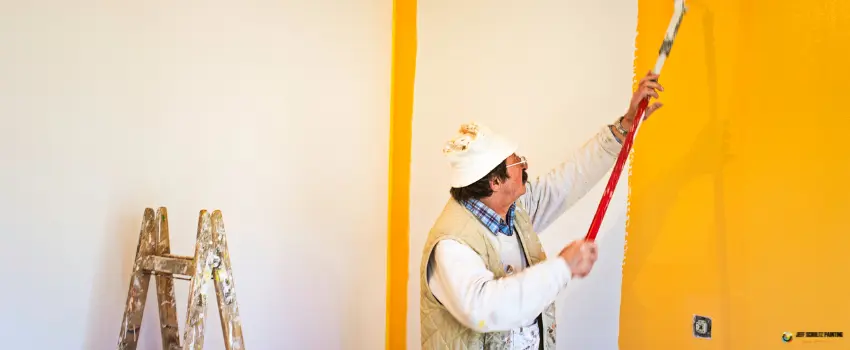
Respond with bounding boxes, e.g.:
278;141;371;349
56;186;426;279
141;255;194;276
162;253;194;261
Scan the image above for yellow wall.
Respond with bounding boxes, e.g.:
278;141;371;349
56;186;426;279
386;0;416;348
621;0;850;349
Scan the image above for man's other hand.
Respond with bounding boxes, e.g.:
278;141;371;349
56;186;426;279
558;239;599;278
622;70;665;130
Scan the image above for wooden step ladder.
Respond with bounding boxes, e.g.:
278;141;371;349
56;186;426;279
117;207;245;350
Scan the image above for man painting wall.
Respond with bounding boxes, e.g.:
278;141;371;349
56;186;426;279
418;72;666;349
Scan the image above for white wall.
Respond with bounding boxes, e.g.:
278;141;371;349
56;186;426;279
0;1;391;349
408;0;637;349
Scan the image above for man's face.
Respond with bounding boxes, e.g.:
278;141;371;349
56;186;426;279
503;153;528;198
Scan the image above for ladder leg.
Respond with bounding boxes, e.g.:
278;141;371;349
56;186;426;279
183;210;216;350
155;207;181;350
117;208;157;350
211;210;246;350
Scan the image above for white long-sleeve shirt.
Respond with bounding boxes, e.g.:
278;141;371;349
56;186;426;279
426;125;622;333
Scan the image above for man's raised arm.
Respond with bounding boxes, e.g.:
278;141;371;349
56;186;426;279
518;125;622;233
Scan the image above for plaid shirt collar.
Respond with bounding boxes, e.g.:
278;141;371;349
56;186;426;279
461;199;516;236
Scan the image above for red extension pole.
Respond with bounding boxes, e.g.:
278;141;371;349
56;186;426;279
584;97;649;241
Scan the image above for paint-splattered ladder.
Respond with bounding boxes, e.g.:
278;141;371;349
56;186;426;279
116;207;245;350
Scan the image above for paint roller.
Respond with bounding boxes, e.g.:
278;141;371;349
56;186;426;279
584;0;688;241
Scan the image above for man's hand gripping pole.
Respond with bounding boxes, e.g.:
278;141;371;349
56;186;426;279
584;0;688;241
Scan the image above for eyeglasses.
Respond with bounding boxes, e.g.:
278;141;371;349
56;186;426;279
506;155;527;168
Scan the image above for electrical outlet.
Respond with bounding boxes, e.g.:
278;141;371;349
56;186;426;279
693;315;712;339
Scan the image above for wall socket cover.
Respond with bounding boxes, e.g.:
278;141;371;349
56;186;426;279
693;315;712;339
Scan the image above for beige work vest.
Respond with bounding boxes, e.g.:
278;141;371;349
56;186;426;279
419;199;557;349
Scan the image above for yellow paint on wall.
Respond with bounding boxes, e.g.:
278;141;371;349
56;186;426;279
621;0;850;349
386;0;416;349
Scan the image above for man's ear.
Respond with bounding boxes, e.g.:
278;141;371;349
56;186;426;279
490;177;502;192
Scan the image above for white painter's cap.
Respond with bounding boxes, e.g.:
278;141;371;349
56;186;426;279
442;122;518;188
